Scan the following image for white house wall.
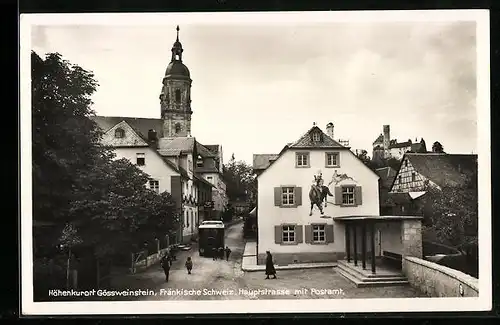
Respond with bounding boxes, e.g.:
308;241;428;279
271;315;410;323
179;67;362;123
112;147;178;194
257;149;380;265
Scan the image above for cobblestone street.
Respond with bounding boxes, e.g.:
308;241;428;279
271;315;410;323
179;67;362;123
105;221;425;301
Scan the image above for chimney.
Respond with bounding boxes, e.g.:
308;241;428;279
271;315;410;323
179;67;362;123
326;122;334;139
148;129;157;146
383;125;390;149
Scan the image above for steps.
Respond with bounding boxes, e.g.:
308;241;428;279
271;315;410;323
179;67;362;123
336;260;409;288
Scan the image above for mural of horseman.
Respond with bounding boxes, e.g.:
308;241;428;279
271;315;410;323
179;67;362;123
309;172;333;216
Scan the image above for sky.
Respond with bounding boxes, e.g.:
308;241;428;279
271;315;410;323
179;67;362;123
31;18;478;165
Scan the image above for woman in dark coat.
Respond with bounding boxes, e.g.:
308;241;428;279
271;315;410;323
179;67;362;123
265;251;277;279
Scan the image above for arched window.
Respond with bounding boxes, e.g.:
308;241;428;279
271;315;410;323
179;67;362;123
175;89;181;102
115;128;125;138
175;123;181;134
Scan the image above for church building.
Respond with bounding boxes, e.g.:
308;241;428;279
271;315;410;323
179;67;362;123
91;26;228;244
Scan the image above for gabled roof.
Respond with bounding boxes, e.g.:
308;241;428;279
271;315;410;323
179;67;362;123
255;125;379;178
204;145;219;155
289;126;346;149
90;116;163;141
196;142;217;158
196;166;220;173
376;167;397;189
158;137;195;154
193;173;215;188
392;153;477;189
253;154;279;171
373;134;384;145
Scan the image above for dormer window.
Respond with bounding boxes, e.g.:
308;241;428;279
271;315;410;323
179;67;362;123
115;128;125;138
312;132;321;142
196;154;203;167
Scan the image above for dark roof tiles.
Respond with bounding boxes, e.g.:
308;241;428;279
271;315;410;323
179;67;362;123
90;116;164;140
290;126;345;148
406;153;477;188
253;154;279;170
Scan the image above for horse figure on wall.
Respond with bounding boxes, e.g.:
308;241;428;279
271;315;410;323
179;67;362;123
309;173;333;216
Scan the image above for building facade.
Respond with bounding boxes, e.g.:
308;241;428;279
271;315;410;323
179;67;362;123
91;26;225;244
254;124;380;265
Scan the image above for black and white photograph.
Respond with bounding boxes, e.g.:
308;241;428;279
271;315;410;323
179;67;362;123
20;10;491;315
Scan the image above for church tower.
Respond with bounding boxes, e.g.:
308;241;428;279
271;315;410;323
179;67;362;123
160;26;193;137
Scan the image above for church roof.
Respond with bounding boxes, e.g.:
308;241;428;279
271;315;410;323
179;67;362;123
290;126;346;149
90;116;164;141
165;61;190;79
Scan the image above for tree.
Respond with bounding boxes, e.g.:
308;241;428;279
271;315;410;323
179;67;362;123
356;149;378;171
223;154;257;207
422;175;478;250
356;149;400;172
32;51;179;258
68;158;178;258
32;51;112;252
432;141;444;153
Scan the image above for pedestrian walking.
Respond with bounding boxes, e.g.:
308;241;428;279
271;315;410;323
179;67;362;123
218;247;224;260
224;246;231;261
212;247;218;260
265;251;277;279
160;254;171;282
185;257;193;274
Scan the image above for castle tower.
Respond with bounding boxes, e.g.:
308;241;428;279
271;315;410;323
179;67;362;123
383;125;390;149
160;26;193;137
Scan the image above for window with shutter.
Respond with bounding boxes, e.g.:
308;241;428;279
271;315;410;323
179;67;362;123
341;186;355;206
281;187;295;206
354;186;363;205
274;187;281;206
325;224;334;243
281;225;296;244
295;225;303;243
304;225;312;244
274;225;282;244
294;187;302;206
334;187;342;205
311;224;326;243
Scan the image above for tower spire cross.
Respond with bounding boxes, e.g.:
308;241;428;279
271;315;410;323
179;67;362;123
176;25;180;41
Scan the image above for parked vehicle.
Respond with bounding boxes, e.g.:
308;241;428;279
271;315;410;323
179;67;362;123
198;223;225;257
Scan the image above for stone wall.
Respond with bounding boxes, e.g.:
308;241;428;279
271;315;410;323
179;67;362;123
403;256;479;297
401;219;423;258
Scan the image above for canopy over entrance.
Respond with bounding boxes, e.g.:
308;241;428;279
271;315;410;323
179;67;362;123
335;215;423;275
334;215;422;222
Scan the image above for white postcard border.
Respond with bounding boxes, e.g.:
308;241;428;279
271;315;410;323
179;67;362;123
20;10;492;315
